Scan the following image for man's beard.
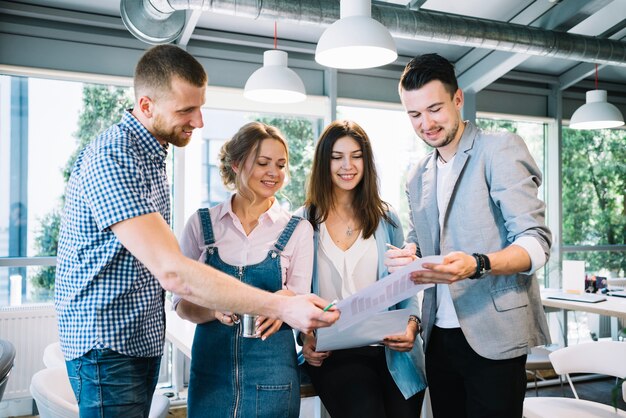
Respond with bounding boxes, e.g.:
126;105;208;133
420;118;460;149
153;115;193;148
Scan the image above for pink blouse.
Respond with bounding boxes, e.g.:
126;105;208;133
172;196;314;309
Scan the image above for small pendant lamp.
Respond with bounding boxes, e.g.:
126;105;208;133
569;65;625;130
244;22;306;104
315;0;397;69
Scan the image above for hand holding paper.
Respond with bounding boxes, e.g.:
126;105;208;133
384;242;418;273
383;320;419;352
316;309;412;351
302;332;331;367
334;256;441;330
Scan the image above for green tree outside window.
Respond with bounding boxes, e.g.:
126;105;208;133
32;85;132;292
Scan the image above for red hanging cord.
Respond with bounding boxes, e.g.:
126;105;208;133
274;21;277;49
595;63;598;90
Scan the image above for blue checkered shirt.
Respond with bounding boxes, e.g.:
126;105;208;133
55;110;170;360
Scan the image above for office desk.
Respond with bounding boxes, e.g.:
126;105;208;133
541;289;626;346
165;309;196;398
165;308;195;358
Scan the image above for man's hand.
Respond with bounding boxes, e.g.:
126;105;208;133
384;243;418;273
409;251;476;284
302;333;331;367
278;294;339;334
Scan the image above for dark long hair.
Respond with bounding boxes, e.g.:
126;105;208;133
305;120;394;239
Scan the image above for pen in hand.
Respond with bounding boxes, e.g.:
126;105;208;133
323;299;338;312
385;243;402;251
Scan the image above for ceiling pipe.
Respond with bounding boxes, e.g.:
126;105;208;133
120;0;626;67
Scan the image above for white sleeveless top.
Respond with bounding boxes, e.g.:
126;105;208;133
316;222;378;301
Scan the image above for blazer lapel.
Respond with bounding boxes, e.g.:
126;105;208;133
421;155;440;254
440;123;477;228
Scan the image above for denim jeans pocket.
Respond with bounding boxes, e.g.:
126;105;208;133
255;383;292;418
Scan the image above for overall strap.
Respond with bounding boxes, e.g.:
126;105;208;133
274;216;303;252
197;208;216;246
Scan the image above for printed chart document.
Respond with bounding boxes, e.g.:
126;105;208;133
334;255;441;331
316;308;411;351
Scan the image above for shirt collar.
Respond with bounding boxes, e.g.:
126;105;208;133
121;110;169;164
218;194;281;224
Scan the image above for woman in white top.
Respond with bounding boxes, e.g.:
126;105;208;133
298;120;427;418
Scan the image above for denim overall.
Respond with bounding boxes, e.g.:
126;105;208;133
187;208;302;418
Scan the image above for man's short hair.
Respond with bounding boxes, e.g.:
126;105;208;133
399;53;458;98
134;44;207;100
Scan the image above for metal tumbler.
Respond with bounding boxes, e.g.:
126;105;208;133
241;314;260;338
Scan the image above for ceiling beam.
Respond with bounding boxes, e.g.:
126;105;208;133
0;0;124;30
177;9;202;47
457;0;618;93
558;7;626;90
457;0;556;91
458;52;530;94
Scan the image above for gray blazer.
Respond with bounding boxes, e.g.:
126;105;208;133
405;122;552;360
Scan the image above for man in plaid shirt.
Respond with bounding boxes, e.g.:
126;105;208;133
55;45;339;417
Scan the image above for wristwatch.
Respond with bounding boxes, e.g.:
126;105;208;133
408;315;422;334
470;253;491;279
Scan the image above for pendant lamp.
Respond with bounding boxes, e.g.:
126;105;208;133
244;23;306;104
569;65;624;130
315;0;397;69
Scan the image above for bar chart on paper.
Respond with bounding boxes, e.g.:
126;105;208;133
336;256;441;330
349;277;411;314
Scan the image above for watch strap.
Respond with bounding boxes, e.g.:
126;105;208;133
470;253;491;279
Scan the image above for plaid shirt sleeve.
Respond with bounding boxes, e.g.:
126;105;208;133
83;137;158;231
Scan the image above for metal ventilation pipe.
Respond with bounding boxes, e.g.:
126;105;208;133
120;0;626;67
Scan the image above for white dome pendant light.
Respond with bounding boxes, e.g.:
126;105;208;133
244;22;306;104
315;0;397;69
570;65;625;130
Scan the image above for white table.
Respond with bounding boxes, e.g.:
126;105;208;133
541;289;626;346
165;308;196;397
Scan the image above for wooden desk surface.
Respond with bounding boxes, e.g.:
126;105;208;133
541;289;626;320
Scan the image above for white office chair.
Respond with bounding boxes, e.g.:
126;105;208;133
30;367;79;418
523;341;626;417
525;346;560;396
43;342;64;368
32;342;170;418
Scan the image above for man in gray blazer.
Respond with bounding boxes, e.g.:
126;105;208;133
385;53;552;418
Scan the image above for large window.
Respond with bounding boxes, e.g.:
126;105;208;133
0;74;133;306
0;74;328;308
337;103;429;232
476;117;548;285
561;127;625;278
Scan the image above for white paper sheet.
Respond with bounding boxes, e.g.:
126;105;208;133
562;260;586;294
316;308;412;351
334;255;441;330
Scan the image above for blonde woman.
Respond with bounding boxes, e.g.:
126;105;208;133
173;122;313;417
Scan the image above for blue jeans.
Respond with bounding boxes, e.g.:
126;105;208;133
65;349;161;418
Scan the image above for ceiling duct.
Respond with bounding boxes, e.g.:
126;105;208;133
120;0;626;67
